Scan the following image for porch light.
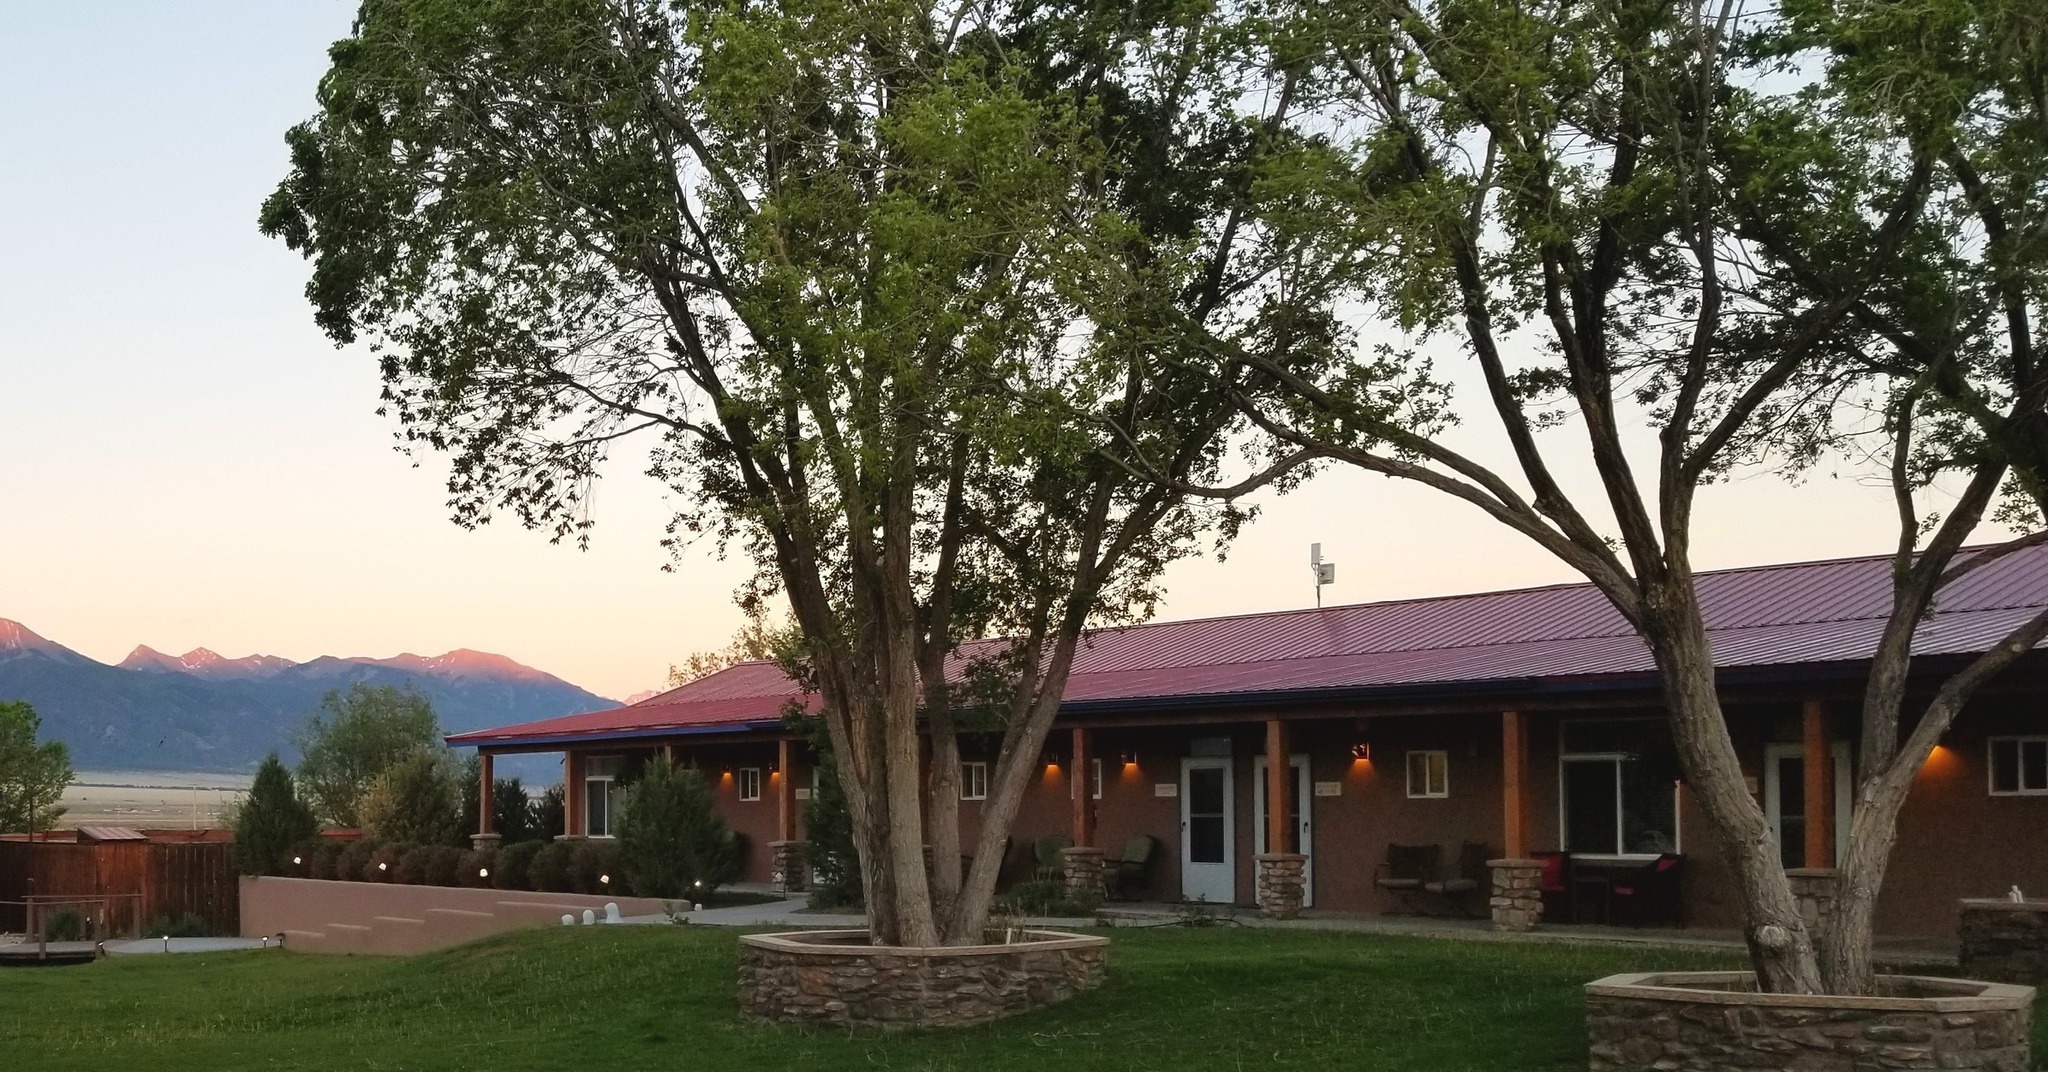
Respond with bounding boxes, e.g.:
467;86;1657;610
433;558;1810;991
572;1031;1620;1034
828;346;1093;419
1350;741;1372;762
1120;751;1138;767
1041;750;1061;769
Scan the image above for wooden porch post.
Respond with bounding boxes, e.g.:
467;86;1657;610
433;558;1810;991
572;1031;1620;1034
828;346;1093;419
1802;699;1833;868
777;737;797;843
1265;718;1291;854
478;751;496;836
1502;710;1529;860
1071;727;1096;847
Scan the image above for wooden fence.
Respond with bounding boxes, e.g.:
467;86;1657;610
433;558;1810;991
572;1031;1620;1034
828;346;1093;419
0;840;237;936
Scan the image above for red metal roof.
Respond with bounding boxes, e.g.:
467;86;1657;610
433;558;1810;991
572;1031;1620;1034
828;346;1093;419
449;544;2048;748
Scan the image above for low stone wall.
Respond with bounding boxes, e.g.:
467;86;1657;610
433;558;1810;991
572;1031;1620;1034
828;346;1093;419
1960;900;2048;984
738;928;1109;1029
1585;970;2034;1071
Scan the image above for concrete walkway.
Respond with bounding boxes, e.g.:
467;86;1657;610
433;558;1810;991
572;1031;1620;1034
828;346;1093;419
104;936;273;956
647;895;1955;967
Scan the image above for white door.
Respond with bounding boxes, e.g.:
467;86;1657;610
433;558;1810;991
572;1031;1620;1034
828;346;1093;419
1253;754;1314;906
1764;742;1851;868
1180;757;1235;904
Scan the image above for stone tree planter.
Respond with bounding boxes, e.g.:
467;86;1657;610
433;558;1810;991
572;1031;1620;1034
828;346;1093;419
1585;971;2034;1071
1960;899;2048;983
738;928;1109;1029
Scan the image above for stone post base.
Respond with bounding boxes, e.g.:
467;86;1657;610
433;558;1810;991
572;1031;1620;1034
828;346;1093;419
469;832;502;852
1786;868;1839;932
1488;858;1543;931
769;840;807;894
1255;853;1308;919
1060;846;1106;904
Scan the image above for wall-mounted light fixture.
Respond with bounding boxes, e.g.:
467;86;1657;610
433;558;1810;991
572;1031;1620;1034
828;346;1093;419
1120;750;1139;767
1041;750;1061;769
1350;741;1372;762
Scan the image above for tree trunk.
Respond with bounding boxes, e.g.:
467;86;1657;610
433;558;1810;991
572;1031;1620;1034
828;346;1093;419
1645;596;1826;994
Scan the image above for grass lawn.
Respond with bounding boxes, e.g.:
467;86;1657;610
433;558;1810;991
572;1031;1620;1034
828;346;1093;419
0;925;2022;1071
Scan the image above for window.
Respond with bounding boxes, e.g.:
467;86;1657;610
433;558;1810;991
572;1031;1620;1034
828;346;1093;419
1990;737;2048;795
1559;720;1682;855
1406;750;1449;798
1092;757;1103;800
583;755;625;838
961;761;988;801
738;767;762;802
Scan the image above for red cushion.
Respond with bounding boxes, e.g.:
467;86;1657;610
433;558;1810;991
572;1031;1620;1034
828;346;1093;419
1538;855;1566;890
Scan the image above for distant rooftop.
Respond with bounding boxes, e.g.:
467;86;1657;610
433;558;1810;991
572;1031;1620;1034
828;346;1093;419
449;544;2048;748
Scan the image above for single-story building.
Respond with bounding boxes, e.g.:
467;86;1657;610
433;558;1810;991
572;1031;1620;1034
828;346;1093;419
447;546;2048;938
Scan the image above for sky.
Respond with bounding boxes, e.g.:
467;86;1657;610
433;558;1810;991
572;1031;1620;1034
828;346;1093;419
0;4;2003;703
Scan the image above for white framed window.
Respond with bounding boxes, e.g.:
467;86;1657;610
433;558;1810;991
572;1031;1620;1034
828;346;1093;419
1070;757;1104;800
583;755;625;838
1989;737;2048;795
1559;720;1682;856
1405;750;1449;798
738;767;762;801
961;761;988;801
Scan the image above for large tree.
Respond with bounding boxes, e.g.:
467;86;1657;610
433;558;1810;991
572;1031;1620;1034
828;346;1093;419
1161;0;2047;994
262;0;1287;945
294;684;443;827
0;700;72;836
1715;0;2048;992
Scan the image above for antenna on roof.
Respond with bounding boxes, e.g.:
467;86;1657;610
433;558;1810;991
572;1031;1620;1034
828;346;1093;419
1310;543;1336;608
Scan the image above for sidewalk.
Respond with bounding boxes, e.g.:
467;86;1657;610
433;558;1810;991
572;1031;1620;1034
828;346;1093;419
651;895;1955;968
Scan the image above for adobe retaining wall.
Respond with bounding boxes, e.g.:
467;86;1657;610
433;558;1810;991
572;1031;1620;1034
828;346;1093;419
1585;970;2034;1071
738;928;1109;1029
241;876;676;955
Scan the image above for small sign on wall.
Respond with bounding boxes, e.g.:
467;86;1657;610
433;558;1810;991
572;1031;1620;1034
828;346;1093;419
794;788;812;801
1313;781;1342;797
1154;783;1178;797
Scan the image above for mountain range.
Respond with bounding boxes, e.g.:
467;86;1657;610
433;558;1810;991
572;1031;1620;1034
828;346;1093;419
0;618;618;770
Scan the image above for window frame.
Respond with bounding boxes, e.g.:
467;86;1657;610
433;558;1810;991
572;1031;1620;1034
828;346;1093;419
1988;736;2048;796
1404;750;1449;799
961;761;989;801
1557;719;1683;858
583;754;625;838
738;766;762;802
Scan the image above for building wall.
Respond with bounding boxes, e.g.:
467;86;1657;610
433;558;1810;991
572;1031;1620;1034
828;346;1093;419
550;684;2048;936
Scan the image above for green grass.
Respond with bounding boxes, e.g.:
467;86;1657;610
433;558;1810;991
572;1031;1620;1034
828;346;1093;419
0;926;2023;1070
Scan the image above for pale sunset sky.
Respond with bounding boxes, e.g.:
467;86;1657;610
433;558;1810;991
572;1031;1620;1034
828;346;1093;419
0;4;1999;702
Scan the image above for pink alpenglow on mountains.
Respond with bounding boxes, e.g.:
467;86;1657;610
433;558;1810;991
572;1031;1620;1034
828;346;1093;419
119;644;299;678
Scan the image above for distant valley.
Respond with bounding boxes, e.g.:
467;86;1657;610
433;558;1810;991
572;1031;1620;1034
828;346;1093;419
0;618;618;770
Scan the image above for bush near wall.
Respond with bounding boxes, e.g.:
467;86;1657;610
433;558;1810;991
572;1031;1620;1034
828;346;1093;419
273;837;639;898
494;841;544;891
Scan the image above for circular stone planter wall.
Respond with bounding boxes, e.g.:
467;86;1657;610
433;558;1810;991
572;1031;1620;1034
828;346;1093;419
738;928;1109;1029
1585;971;2034;1071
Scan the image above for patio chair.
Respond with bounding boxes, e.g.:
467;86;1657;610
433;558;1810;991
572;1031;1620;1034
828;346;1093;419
1421;841;1491;917
1530;850;1575;923
1373;843;1441;911
1105;835;1158;901
1033;835;1073;883
1610;853;1684;928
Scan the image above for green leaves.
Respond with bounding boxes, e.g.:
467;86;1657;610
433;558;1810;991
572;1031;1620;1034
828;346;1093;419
0;700;70;835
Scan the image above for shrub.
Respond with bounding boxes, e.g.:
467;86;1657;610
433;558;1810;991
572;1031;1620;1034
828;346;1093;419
528;840;573;892
394;845;435;885
569;839;623;895
494;840;544;891
233;754;319;876
40;909;83;943
307;840;346;880
358;748;464;845
422;844;465;887
532;784;565;840
996;878;1101;918
616;761;740;899
365;842;413;882
457;847;498;888
335;838;383;883
146;912;212;938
